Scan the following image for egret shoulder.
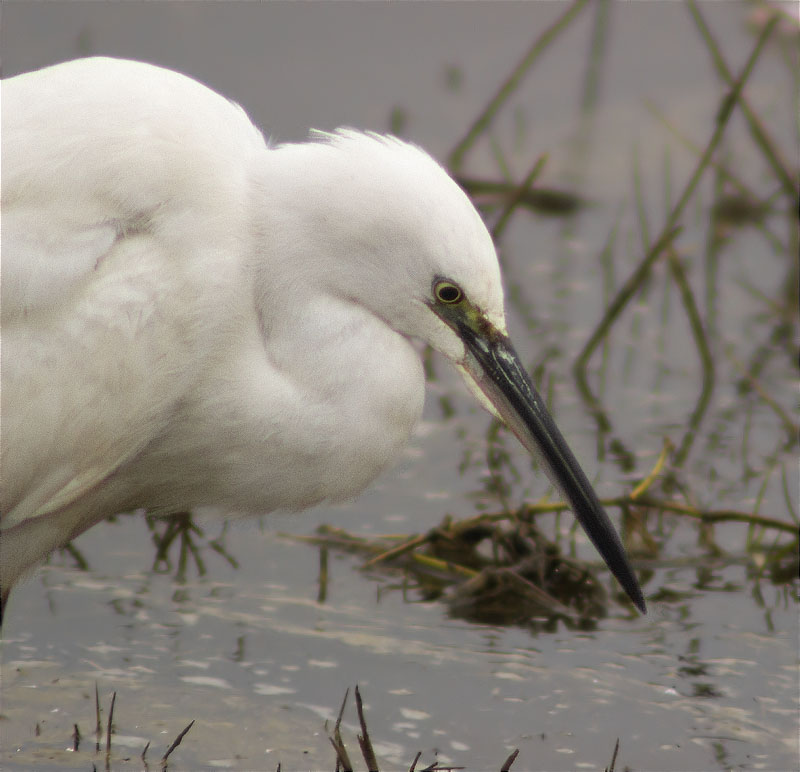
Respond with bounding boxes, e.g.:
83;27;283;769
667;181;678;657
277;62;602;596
2;57;267;322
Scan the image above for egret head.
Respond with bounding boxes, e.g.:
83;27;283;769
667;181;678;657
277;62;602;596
269;130;645;613
267;131;503;358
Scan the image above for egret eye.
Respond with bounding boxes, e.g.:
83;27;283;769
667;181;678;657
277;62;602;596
434;281;463;304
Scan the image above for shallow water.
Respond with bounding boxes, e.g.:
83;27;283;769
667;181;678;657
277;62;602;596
2;3;797;771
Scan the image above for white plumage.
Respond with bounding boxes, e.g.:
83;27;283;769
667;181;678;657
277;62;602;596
0;58;644;615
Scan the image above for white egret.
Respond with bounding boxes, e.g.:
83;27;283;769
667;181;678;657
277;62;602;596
0;57;645;620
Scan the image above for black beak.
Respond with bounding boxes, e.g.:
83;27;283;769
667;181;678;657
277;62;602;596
459;321;646;613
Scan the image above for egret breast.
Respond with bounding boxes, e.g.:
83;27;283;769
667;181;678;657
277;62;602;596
114;291;427;516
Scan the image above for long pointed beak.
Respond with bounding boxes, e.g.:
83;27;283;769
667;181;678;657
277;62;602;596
457;319;646;614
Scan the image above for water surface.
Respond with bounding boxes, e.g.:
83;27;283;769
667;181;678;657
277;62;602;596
2;3;797;770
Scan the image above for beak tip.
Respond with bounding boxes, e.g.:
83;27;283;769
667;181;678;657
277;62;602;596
458;327;648;616
617;568;646;614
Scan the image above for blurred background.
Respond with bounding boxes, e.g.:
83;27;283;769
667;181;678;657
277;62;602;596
2;2;797;770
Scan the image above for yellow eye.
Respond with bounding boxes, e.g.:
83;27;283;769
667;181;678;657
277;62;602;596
434;280;463;304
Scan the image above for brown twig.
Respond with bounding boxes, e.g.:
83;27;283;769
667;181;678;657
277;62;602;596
575;13;776;378
605;738;620;772
491;155;549;240
687;0;795;199
160;720;195;770
501;748;520;771
104;691;116;771
355;685;379;772
94;682;102;753
448;0;591;170
329;688;353;772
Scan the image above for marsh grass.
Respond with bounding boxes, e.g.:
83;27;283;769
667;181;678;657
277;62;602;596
47;684;633;771
278;0;797;623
